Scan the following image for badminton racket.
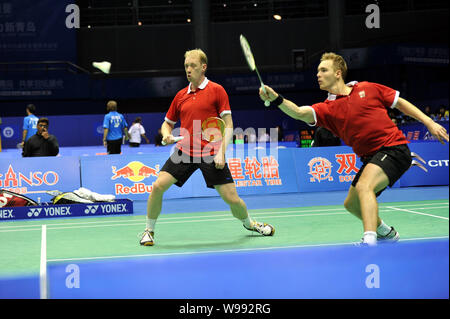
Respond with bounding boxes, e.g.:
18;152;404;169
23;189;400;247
239;34;270;107
162;117;226;145
25;190;62;196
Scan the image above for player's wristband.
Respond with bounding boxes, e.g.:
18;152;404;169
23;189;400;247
272;94;284;107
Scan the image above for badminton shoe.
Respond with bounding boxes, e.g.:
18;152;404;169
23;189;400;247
139;229;155;246
377;226;400;243
244;221;275;236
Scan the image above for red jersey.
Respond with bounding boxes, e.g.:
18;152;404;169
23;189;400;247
310;81;408;157
165;78;231;157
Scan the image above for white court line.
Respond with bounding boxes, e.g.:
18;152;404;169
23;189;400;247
39;225;48;299
1;201;447;230
387;206;449;221
1;205;448;232
47;235;449;263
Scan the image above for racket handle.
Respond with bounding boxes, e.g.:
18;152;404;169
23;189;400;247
260;84;270;107
161;136;184;146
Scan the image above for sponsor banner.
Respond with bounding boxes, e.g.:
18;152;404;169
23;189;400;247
0;199;133;221
399;121;449;142
294;146;368;193
0;156;81;202
400;142;449;187
224;147;299;196
80;153;185;201
80;147;300;200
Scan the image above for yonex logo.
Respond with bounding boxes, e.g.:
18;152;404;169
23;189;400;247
84;205;99;214
28;208;42;217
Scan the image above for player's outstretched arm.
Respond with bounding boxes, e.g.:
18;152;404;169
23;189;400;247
259;85;315;125
395;97;449;144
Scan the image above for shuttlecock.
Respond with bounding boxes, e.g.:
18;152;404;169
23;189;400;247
92;61;111;74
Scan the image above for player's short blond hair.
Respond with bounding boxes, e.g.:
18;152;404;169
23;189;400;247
321;52;348;80
184;49;208;65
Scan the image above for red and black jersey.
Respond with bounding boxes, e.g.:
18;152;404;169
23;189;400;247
165;78;231;157
309;81;408;157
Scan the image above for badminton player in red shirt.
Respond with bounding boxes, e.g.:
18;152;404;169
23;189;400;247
140;49;275;246
259;52;449;246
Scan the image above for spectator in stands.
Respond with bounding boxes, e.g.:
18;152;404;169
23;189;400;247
248;132;257;143
258;130;270;142
128;117;150;147
311;126;341;147
22;117;59;157
276;125;284;142
424;106;435;119
102;100;129;154
20;104;39;148
154;128;163;146
436;106;449;121
391;117;398;126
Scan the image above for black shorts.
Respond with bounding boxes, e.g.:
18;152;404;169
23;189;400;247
107;138;122;154
352;144;412;197
161;148;234;188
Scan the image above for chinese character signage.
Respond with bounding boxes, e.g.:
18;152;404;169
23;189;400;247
0;0;76;62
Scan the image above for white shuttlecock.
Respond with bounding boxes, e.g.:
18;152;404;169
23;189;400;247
92;61;111;74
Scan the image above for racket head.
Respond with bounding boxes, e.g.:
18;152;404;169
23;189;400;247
240;34;256;71
201;117;226;142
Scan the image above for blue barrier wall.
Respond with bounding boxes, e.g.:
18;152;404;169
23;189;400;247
2;108;448;150
0;142;447;206
0;109;308;149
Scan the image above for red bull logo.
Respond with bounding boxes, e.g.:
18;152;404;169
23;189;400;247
111;161;159;182
111;161;160;195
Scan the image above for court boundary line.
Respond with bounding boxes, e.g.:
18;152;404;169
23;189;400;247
0;203;448;232
387;206;449;220
47;235;449;263
39;225;48;299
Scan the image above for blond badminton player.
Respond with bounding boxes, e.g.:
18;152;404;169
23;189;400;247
260;52;448;246
140;49;274;246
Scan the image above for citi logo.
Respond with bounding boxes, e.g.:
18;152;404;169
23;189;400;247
28;208;43;217
428;160;449;167
84;205;99;214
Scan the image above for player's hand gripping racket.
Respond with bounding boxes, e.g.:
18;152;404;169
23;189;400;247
239;34;270;107
161;117;226;145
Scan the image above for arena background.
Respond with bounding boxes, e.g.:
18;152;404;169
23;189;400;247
0;0;448;306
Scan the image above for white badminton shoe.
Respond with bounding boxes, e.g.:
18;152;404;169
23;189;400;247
139;229;155;246
244;221;275;236
377;226;400;242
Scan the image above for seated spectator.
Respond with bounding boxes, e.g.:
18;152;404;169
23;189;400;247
22;118;59;157
436;106;449;121
424;106;435;119
391;117;398;126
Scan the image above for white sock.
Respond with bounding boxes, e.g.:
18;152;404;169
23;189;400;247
146;217;157;231
240;216;253;228
363;231;377;246
376;220;392;236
